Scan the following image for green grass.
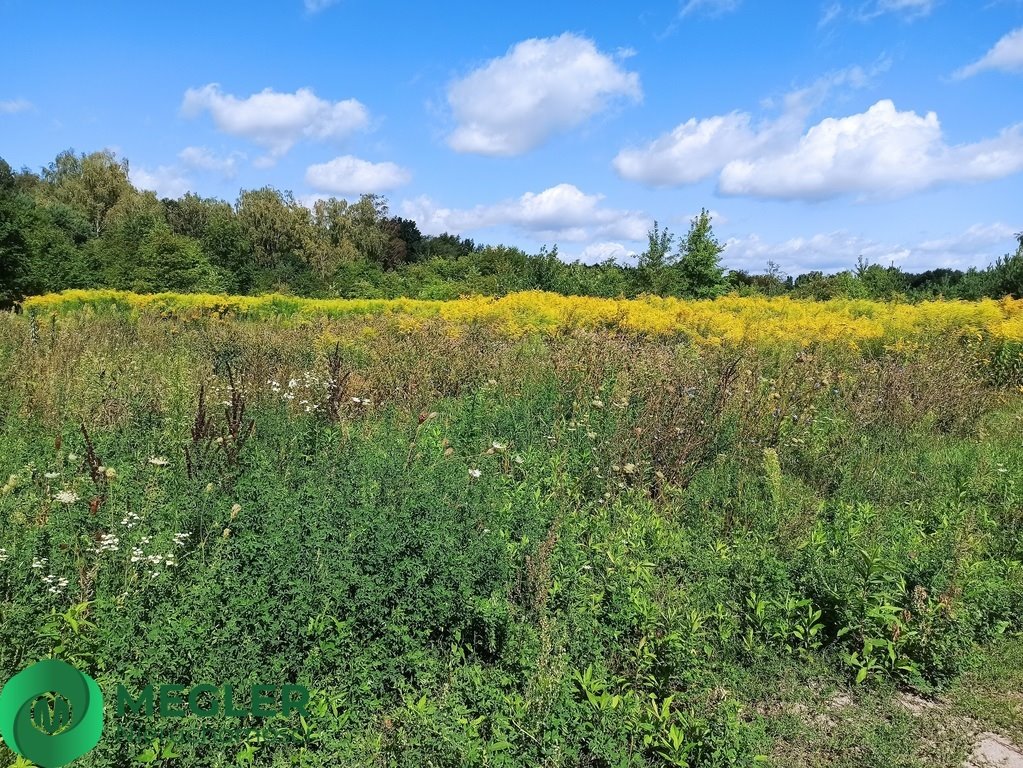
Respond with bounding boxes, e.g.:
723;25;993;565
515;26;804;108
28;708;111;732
0;310;1020;767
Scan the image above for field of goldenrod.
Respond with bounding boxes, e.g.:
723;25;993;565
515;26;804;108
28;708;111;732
22;289;1023;348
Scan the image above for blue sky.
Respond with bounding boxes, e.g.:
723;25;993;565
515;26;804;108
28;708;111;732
2;0;1022;275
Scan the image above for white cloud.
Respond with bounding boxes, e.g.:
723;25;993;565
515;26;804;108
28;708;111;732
678;209;729;226
305;155;412;195
954;27;1023;79
616;61;1023;201
819;2;844;27
821;0;936;25
724;222;1019;275
678;0;741;16
181;84;368;163
446;33;641;156
130;166;192;199
914;222;1019;255
857;0;936;19
0;99;32;114
613;65;877;187
719;100;1023;200
576;242;638;265
178;146;243;177
401;184;649;242
614;111;790;186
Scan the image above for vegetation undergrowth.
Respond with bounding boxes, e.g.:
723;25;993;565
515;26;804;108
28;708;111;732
0;306;1020;766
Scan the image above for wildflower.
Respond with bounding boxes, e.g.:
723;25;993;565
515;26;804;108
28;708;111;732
44;471;59;480
230;503;241;519
120;511;141;529
491;441;506;452
67;453;78;463
95;534;120;553
172;532;190;547
222;528;231;539
53;490;79;505
591;399;604;409
513;455;524;464
586;431;597;440
623;463;638;475
31;557;47;569
104;467;117;480
468;468;482;479
148;456;170;467
0;548;8;563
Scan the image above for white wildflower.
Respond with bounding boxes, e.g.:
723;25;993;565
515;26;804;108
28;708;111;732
95;533;120;553
53;490;79;504
468;468;482;479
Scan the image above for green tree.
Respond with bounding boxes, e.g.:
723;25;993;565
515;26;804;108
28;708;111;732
991;233;1023;298
132;227;225;293
638;220;675;296
236;187;310;268
0;159;28;305
41;149;133;236
677;209;726;298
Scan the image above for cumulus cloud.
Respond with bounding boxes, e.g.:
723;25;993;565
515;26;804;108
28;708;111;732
305;155;412;195
613;65;876;187
130;166;192;200
401;184;649;242
0;99;32;114
181;84;368;163
724;222;1019;275
577;242;639;264
954;27;1023;79
616;61;1023;201
178;146;243;177
446;33;641;156
719;100;1023;200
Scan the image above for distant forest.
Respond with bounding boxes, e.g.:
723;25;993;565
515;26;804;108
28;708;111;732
2;149;1022;307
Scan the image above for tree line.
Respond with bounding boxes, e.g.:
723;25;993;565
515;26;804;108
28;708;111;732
2;149;1021;307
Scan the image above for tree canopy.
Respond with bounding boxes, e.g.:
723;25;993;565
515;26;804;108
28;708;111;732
1;149;1021;308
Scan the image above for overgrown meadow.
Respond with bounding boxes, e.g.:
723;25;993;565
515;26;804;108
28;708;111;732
1;292;1022;766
